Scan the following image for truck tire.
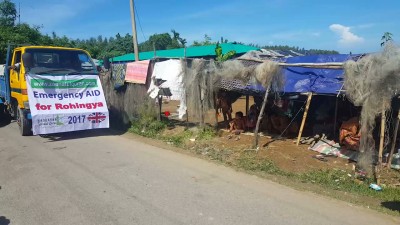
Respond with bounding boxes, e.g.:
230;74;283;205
17;107;32;136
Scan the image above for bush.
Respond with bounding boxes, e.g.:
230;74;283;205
129;99;166;137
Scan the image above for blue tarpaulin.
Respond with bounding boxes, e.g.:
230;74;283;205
221;54;362;95
282;54;361;95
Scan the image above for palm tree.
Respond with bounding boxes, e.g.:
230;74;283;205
381;32;393;47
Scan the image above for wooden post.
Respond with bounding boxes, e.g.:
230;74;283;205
388;111;400;168
199;82;204;127
253;88;270;149
245;95;250;116
333;97;339;139
183;50;189;124
213;91;219;129
296;92;313;146
153;42;156;58
378;102;387;168
129;0;139;62
158;95;162;121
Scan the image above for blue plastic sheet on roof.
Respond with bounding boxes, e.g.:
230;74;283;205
223;54;363;96
282;54;361;95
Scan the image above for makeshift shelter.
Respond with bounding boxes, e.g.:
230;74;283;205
206;54;364;149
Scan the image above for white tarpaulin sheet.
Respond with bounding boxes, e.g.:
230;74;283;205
148;59;187;119
26;74;109;135
150;59;183;101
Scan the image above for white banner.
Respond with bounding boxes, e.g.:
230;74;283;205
26;74;109;135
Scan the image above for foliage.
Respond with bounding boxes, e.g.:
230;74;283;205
197;126;217;140
129;99;165;138
192;34;216;46
0;0;16;26
138;30;186;52
215;42;236;62
0;23;42;62
236;152;285;175
381;32;393;47
162;130;193;147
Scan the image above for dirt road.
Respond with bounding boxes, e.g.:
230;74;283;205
0;122;398;225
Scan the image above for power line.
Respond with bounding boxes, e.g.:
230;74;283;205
133;1;146;42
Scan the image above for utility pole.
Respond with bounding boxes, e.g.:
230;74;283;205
18;2;21;25
129;0;140;61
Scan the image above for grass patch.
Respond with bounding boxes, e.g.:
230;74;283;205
162;130;193;147
129;118;167;138
197;126;217;140
236;152;285;175
299;169;400;202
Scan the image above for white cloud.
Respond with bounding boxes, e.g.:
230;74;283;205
356;23;375;29
329;24;364;45
311;32;321;37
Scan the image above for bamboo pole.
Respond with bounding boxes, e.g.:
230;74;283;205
213;91;219;129
378;102;386;168
333;97;339;139
183;49;189;124
199;79;204;127
245;95;250;116
388;111;400;168
237;58;344;69
157;95;162;121
296;92;313;146
253;88;270;149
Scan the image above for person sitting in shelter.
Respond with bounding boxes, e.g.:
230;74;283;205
267;99;299;136
339;117;361;151
216;91;232;126
246;104;259;130
229;111;246;134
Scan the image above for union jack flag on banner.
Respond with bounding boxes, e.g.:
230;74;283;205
88;112;107;123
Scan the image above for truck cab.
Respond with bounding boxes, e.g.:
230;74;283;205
1;45;98;135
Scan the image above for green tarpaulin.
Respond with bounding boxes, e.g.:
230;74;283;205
110;43;259;62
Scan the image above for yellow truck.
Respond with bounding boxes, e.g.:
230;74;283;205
0;44;108;136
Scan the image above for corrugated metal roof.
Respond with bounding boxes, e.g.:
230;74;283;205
110;43;259;62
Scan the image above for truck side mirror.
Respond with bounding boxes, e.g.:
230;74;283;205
22;53;34;69
103;57;110;70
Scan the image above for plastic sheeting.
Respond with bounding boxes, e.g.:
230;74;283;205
147;59;187;119
283;54;361;94
233;54;362;95
151;59;184;101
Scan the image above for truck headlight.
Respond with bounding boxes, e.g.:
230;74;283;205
23;101;30;109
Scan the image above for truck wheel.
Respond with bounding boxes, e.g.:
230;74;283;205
17;107;32;136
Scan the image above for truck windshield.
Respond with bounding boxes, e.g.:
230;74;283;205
25;48;98;75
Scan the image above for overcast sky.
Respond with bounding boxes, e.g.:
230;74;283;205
18;0;399;53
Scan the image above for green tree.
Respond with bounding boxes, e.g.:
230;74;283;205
381;32;393;47
0;0;16;26
138;31;186;52
0;23;43;63
170;29;186;48
215;42;236;62
192;34;215;46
